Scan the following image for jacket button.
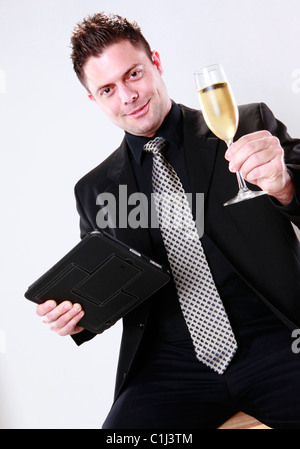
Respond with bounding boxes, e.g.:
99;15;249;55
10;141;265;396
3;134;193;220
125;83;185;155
123;371;127;379
139;323;145;329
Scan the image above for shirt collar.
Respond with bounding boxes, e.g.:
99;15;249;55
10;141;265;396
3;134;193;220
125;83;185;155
125;101;183;166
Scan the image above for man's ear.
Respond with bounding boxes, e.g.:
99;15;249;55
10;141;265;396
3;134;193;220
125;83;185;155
151;50;164;75
88;93;96;102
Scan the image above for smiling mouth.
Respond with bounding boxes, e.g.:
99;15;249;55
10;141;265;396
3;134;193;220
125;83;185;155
126;101;150;118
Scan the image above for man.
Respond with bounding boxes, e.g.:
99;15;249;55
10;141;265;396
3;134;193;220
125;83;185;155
37;12;300;428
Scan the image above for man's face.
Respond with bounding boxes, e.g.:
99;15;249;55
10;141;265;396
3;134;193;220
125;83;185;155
83;40;172;137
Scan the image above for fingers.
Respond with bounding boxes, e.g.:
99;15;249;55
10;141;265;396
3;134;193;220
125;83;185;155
36;300;57;317
225;131;284;182
225;131;282;175
50;306;85;336
224;130;293;203
242;152;283;185
36;300;85;336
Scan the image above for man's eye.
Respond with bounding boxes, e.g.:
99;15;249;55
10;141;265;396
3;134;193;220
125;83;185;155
130;70;142;79
101;87;112;96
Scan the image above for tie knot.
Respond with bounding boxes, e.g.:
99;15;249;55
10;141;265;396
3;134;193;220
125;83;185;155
143;137;167;155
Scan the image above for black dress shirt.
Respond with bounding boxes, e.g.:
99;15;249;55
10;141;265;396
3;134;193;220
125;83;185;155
125;102;284;348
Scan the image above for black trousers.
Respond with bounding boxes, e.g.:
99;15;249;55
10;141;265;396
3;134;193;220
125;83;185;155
102;322;300;429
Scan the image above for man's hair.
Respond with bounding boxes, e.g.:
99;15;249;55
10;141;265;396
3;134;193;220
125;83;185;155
70;12;153;89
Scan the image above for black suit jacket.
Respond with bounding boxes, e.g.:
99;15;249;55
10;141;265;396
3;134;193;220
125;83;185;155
74;102;300;399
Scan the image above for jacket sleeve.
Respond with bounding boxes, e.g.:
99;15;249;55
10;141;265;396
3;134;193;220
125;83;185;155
259;102;300;228
74;184;95;239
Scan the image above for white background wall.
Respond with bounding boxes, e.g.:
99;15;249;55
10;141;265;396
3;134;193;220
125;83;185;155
0;0;299;429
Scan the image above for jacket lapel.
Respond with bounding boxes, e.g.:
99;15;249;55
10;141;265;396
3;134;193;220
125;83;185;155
180;104;219;204
106;139;155;259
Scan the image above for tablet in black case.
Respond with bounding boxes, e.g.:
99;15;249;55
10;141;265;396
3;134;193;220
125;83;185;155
25;230;170;334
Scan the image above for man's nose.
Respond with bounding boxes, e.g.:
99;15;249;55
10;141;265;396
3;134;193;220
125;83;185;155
118;84;138;104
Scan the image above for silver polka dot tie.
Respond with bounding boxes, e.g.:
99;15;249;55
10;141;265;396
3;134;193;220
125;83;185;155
144;137;237;374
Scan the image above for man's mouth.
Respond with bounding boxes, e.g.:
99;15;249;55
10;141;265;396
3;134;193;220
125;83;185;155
126;100;150;118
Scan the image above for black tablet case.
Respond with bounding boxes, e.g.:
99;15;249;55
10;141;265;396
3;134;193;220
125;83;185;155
25;230;170;334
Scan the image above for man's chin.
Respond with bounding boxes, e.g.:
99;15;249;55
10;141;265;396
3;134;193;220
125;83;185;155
121;120;159;138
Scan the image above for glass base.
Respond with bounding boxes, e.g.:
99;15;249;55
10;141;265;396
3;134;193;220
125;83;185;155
223;189;268;206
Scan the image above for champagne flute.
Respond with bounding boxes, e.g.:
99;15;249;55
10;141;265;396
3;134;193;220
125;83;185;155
194;64;267;206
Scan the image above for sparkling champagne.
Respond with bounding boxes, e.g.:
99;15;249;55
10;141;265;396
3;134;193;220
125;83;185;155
194;64;267;205
197;82;238;142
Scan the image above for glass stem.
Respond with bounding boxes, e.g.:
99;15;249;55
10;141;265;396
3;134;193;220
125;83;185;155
226;140;249;192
